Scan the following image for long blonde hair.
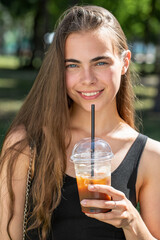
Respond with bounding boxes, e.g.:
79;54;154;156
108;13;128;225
0;5;136;240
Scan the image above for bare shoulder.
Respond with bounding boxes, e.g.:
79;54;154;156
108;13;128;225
1;125;31;176
139;136;160;178
144;136;160;160
0;125;31;240
2;124;27;149
137;137;160;238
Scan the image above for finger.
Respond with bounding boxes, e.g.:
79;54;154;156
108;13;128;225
88;184;125;200
81;199;123;211
85;211;115;221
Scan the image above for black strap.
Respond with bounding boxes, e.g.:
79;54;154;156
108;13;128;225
111;133;148;207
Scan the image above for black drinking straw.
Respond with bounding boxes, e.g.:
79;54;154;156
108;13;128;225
91;104;95;177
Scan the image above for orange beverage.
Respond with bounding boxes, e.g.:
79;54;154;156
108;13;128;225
76;175;111;213
71;137;113;214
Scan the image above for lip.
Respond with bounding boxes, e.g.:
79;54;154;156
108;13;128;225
78;89;104;100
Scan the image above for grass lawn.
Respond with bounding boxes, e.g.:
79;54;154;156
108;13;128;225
0;56;160;149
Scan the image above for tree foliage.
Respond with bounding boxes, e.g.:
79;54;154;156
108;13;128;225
1;0;160;42
1;0;160;67
1;0;160;110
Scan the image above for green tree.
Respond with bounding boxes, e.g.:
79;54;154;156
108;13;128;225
90;0;160;111
0;0;81;67
1;0;160;110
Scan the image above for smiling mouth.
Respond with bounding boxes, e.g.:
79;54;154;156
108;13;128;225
78;89;104;99
81;89;103;96
81;91;100;96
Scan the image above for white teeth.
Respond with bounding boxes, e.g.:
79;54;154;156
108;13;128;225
82;91;99;96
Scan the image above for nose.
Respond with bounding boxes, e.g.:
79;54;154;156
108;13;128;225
81;67;97;85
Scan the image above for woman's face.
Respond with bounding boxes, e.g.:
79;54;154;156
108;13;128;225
65;28;128;113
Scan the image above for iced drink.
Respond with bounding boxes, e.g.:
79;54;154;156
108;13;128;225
76;175;111;213
71;138;113;214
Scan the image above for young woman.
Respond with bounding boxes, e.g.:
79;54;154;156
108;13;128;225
0;5;160;240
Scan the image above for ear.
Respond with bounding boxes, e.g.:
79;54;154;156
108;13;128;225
121;50;131;75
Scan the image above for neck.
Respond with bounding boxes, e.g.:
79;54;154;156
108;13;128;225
70;103;125;137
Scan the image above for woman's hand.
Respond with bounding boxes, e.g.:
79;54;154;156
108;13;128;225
81;184;139;230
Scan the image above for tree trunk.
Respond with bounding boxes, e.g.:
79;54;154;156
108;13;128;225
29;0;50;68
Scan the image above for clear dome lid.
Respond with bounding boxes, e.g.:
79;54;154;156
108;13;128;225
71;137;113;163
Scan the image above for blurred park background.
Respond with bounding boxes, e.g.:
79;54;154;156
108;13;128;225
0;0;160;148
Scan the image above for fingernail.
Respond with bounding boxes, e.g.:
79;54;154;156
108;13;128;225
88;185;95;190
81;200;87;205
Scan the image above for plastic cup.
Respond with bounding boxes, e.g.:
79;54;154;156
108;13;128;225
71;137;113;214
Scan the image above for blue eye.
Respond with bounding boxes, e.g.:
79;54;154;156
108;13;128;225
97;62;107;66
66;64;78;68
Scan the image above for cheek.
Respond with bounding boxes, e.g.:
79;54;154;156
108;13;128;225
110;63;122;80
65;75;78;100
101;67;120;83
111;70;122;94
65;71;80;92
65;72;73;92
66;82;73;100
104;67;122;94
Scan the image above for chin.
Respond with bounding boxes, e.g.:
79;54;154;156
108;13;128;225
80;102;104;113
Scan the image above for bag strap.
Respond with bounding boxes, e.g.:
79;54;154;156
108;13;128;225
23;145;34;240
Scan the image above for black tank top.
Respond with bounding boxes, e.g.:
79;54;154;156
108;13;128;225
26;133;147;240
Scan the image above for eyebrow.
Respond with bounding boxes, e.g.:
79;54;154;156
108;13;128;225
65;56;110;63
91;56;110;62
65;59;80;63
